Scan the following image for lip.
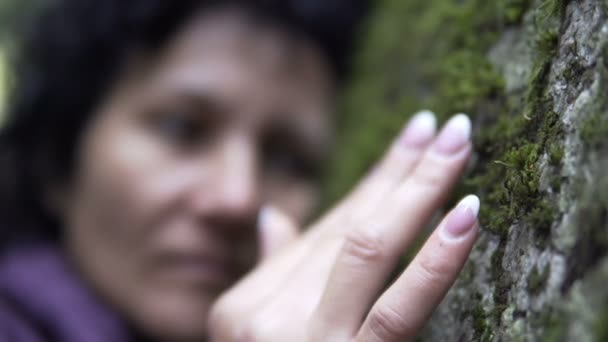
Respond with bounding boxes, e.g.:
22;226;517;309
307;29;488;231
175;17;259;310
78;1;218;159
152;251;241;289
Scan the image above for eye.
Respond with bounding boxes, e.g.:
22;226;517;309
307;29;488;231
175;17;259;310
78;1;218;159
264;145;322;181
150;109;207;148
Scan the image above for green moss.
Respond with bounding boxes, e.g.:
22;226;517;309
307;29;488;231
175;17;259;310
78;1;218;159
490;242;512;323
468;1;567;324
324;0;568;230
471;302;492;342
524;42;558;119
322;0;534;207
500;0;534;23
528;264;551;294
472;108;564;237
562;150;608;288
548;142;564;167
538;308;568;342
491;243;506;281
465;0;566;238
593;307;608;341
323;0;571;337
460;261;476;284
580;112;608;151
528;199;559;236
0;47;7;123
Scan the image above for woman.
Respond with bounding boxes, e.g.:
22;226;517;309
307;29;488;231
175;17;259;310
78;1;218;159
0;1;479;341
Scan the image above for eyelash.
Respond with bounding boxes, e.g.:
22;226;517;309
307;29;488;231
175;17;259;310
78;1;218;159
147;110;321;179
264;146;321;180
152;111;206;148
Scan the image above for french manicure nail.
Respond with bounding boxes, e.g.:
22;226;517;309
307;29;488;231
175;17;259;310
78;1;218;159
434;114;472;155
258;205;275;230
400;110;437;148
444;195;479;237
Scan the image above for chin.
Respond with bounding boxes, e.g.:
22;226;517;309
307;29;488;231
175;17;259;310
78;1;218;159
127;286;219;341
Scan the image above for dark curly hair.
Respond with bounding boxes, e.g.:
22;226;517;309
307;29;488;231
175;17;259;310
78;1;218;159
0;0;370;246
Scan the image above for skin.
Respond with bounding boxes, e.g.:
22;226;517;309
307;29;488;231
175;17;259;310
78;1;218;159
210;113;479;341
60;8;333;341
57;5;480;342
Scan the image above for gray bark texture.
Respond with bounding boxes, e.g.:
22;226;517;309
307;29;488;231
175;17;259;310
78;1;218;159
325;0;608;340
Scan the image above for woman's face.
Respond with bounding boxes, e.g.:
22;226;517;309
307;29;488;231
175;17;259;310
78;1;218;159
59;8;334;340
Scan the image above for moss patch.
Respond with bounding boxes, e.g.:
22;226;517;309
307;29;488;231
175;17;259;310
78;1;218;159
323;0;576;337
325;0;566;239
580;110;608;152
471;301;492;341
528;263;551;294
0;47;7;123
322;0;534;207
593;307;608;341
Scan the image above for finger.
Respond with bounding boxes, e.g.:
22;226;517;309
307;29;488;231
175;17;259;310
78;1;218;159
210;214;309;339
258;206;299;261
354;110;437;199
328;111;437;225
210;239;311;340
356;195;480;342
312;114;472;336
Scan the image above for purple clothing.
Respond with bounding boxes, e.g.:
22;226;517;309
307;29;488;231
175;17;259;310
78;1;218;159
0;244;129;342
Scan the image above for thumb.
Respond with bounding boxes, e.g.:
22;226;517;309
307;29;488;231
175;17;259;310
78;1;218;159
257;205;299;261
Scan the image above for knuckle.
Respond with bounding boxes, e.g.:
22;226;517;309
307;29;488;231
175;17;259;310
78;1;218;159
307;316;325;340
239;320;265;342
307;320;336;342
343;226;386;265
208;296;260;342
415;253;452;286
207;300;240;340
208;297;230;327
239;314;285;342
367;305;413;340
412;160;447;191
307;310;351;342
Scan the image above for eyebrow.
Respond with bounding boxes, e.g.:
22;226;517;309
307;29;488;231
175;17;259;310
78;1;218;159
160;90;231;118
145;85;331;159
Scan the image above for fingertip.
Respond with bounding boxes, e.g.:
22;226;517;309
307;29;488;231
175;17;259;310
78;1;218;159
433;113;472;155
257;205;298;261
458;194;480;217
442;194;480;239
258;205;276;231
400;110;437;147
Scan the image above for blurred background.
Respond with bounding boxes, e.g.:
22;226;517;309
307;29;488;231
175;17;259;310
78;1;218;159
0;0;48;121
1;1;607;340
1;0;52;118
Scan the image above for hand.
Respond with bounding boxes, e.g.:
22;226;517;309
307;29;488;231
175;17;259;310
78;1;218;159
208;111;480;341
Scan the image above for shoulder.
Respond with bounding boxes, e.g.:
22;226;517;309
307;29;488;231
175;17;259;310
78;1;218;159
0;244;59;341
0;297;44;342
0;242;130;342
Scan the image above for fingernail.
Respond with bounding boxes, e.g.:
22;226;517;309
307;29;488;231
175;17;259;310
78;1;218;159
400;110;437;148
258;205;275;230
444;195;479;237
434;114;472;155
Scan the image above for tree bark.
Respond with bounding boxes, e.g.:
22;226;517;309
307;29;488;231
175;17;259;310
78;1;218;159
327;0;608;340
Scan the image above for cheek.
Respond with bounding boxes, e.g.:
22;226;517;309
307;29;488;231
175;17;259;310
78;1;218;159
64;113;208;286
72;129;183;246
266;178;320;225
64;114;218;339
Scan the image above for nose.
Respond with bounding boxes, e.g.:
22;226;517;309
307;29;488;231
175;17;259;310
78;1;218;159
191;134;261;232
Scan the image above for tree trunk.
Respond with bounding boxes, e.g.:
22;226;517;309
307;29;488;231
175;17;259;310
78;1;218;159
326;0;608;340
